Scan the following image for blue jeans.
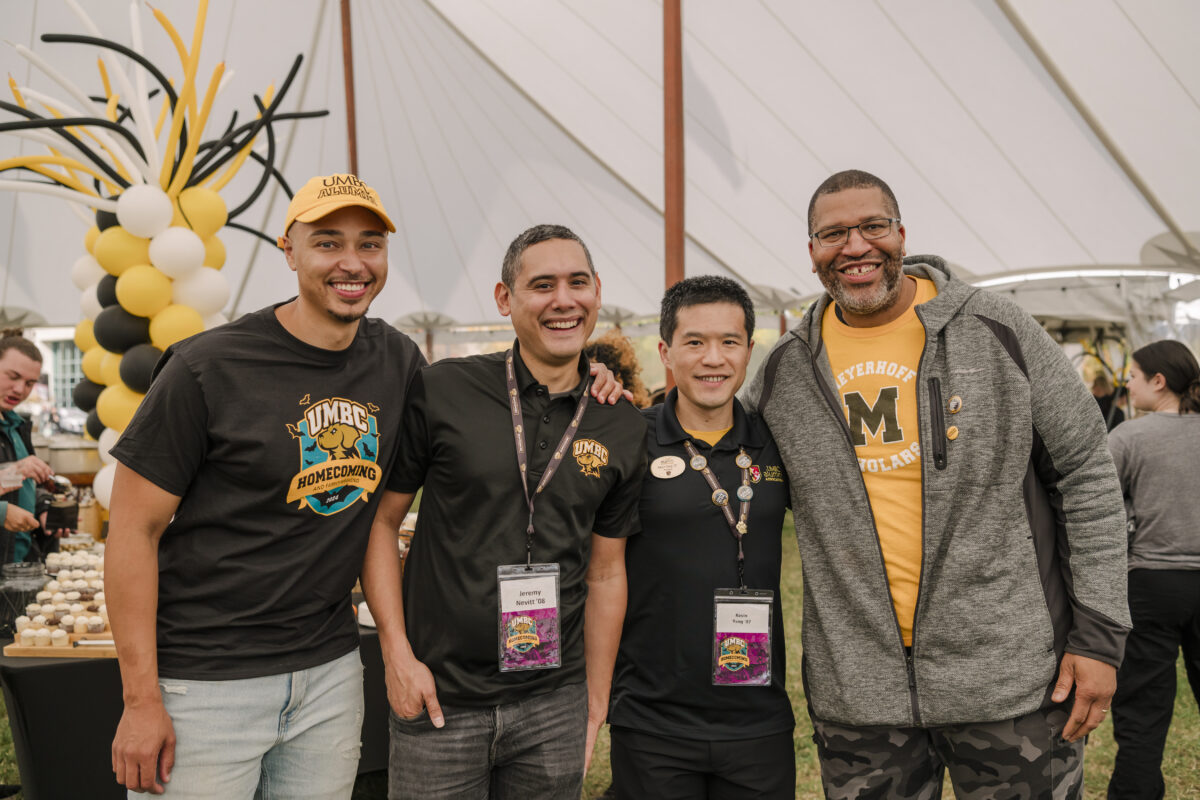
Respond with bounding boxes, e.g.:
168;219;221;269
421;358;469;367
388;680;588;800
145;648;364;800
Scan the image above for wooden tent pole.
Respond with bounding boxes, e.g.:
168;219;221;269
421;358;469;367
340;0;359;176
663;0;683;389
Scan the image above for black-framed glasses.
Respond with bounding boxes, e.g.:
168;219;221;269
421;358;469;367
810;218;899;248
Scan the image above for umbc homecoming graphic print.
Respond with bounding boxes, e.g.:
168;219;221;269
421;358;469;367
286;396;382;516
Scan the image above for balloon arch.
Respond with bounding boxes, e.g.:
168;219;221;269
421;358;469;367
0;1;325;508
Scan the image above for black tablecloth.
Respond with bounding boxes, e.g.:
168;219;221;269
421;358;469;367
0;629;388;800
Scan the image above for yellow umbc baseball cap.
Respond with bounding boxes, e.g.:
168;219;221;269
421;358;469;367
277;174;395;248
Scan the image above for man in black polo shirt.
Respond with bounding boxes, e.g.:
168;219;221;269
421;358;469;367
363;224;647;799
609;276;795;799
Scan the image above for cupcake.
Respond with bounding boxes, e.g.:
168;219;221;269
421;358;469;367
25;603;40;617
54;603;70;617
34;629;51;647
87;616;104;634
14;615;30;632
51;592;67;604
65;591;81;603
69;603;85;617
73;617;88;634
35;591;52;604
59;614;75;630
19;628;35;647
84;570;99;580
98;604;108;625
94;591;105;604
31;615;47;627
40;604;55;618
87;579;104;590
51;629;68;648
78;588;96;602
44;580;61;593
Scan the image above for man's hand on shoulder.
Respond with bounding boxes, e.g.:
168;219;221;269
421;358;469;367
1053;652;1117;742
588;362;633;405
383;650;445;728
112;698;175;794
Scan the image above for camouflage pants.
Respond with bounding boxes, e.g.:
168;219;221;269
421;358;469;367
811;705;1083;799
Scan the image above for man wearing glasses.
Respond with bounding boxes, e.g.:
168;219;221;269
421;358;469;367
743;170;1130;798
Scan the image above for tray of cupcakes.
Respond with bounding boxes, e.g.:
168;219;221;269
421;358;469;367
4;550;113;658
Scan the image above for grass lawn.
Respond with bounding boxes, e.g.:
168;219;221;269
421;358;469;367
3;520;1198;798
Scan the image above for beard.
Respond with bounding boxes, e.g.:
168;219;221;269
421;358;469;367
327;307;368;324
818;250;905;317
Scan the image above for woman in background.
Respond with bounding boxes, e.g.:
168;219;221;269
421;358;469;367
1106;339;1200;800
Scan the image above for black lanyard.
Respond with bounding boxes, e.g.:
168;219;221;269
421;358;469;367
505;350;590;566
682;440;753;589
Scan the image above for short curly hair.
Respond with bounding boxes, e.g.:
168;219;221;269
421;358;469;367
585;329;651;408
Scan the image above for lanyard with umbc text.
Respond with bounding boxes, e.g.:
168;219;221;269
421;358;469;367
496;349;590;673
683;439;774;687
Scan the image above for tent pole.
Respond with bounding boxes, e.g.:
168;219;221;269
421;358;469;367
340;0;359;176
425;328;434;363
664;0;683;389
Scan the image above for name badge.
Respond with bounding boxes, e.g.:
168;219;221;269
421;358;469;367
712;588;773;687
497;563;562;672
650;455;686;479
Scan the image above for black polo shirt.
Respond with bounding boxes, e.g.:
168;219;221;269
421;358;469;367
388;341;647;706
609;389;794;740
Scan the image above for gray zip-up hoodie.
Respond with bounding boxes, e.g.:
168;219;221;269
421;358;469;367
743;257;1130;727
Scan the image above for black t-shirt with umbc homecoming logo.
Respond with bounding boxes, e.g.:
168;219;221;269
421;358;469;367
111;302;425;680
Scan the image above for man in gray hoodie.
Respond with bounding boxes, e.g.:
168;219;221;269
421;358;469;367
743;170;1130;799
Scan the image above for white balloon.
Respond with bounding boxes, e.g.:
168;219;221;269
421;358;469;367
203;312;229;330
71;254;107;290
80;283;103;320
172;267;230;315
97;427;120;465
149;227;205;278
92;462;117;509
116;184;174;238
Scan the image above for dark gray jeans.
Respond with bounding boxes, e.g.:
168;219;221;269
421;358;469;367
388;680;588;800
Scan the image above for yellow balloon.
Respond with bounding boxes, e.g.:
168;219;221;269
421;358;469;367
203;234;226;269
81;347;108;385
176;188;228;239
84;225;100;254
93;226;151;276
100;351;123;387
96;382;144;433
117;265;173;317
74;319;98;352
150;304;205;349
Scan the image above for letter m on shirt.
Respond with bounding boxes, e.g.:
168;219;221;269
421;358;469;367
844;387;903;446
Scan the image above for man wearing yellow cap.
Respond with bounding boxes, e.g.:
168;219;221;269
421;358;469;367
106;174;426;798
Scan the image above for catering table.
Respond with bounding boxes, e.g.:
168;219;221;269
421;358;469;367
0;628;389;800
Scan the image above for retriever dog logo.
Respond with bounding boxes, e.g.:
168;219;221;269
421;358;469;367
572;439;609;478
317;423;362;459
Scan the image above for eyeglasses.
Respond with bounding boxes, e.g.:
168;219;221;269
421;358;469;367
810;218;900;248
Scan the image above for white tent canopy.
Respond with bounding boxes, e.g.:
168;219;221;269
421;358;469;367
2;0;1198;334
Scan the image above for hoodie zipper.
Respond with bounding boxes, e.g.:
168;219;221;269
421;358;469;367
927;377;947;470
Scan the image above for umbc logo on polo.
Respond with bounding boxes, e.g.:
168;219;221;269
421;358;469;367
573;439;608;478
285;396;382;515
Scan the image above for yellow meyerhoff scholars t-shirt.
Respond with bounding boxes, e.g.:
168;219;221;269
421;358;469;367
821;277;937;646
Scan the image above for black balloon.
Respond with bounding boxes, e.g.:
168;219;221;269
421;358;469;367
97;274;119;307
119;344;162;394
92;305;150;353
85;408;104;440
95;208;118;231
72;378;104;412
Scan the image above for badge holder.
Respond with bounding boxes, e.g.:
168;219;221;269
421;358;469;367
712;588;773;687
497;563;562;672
